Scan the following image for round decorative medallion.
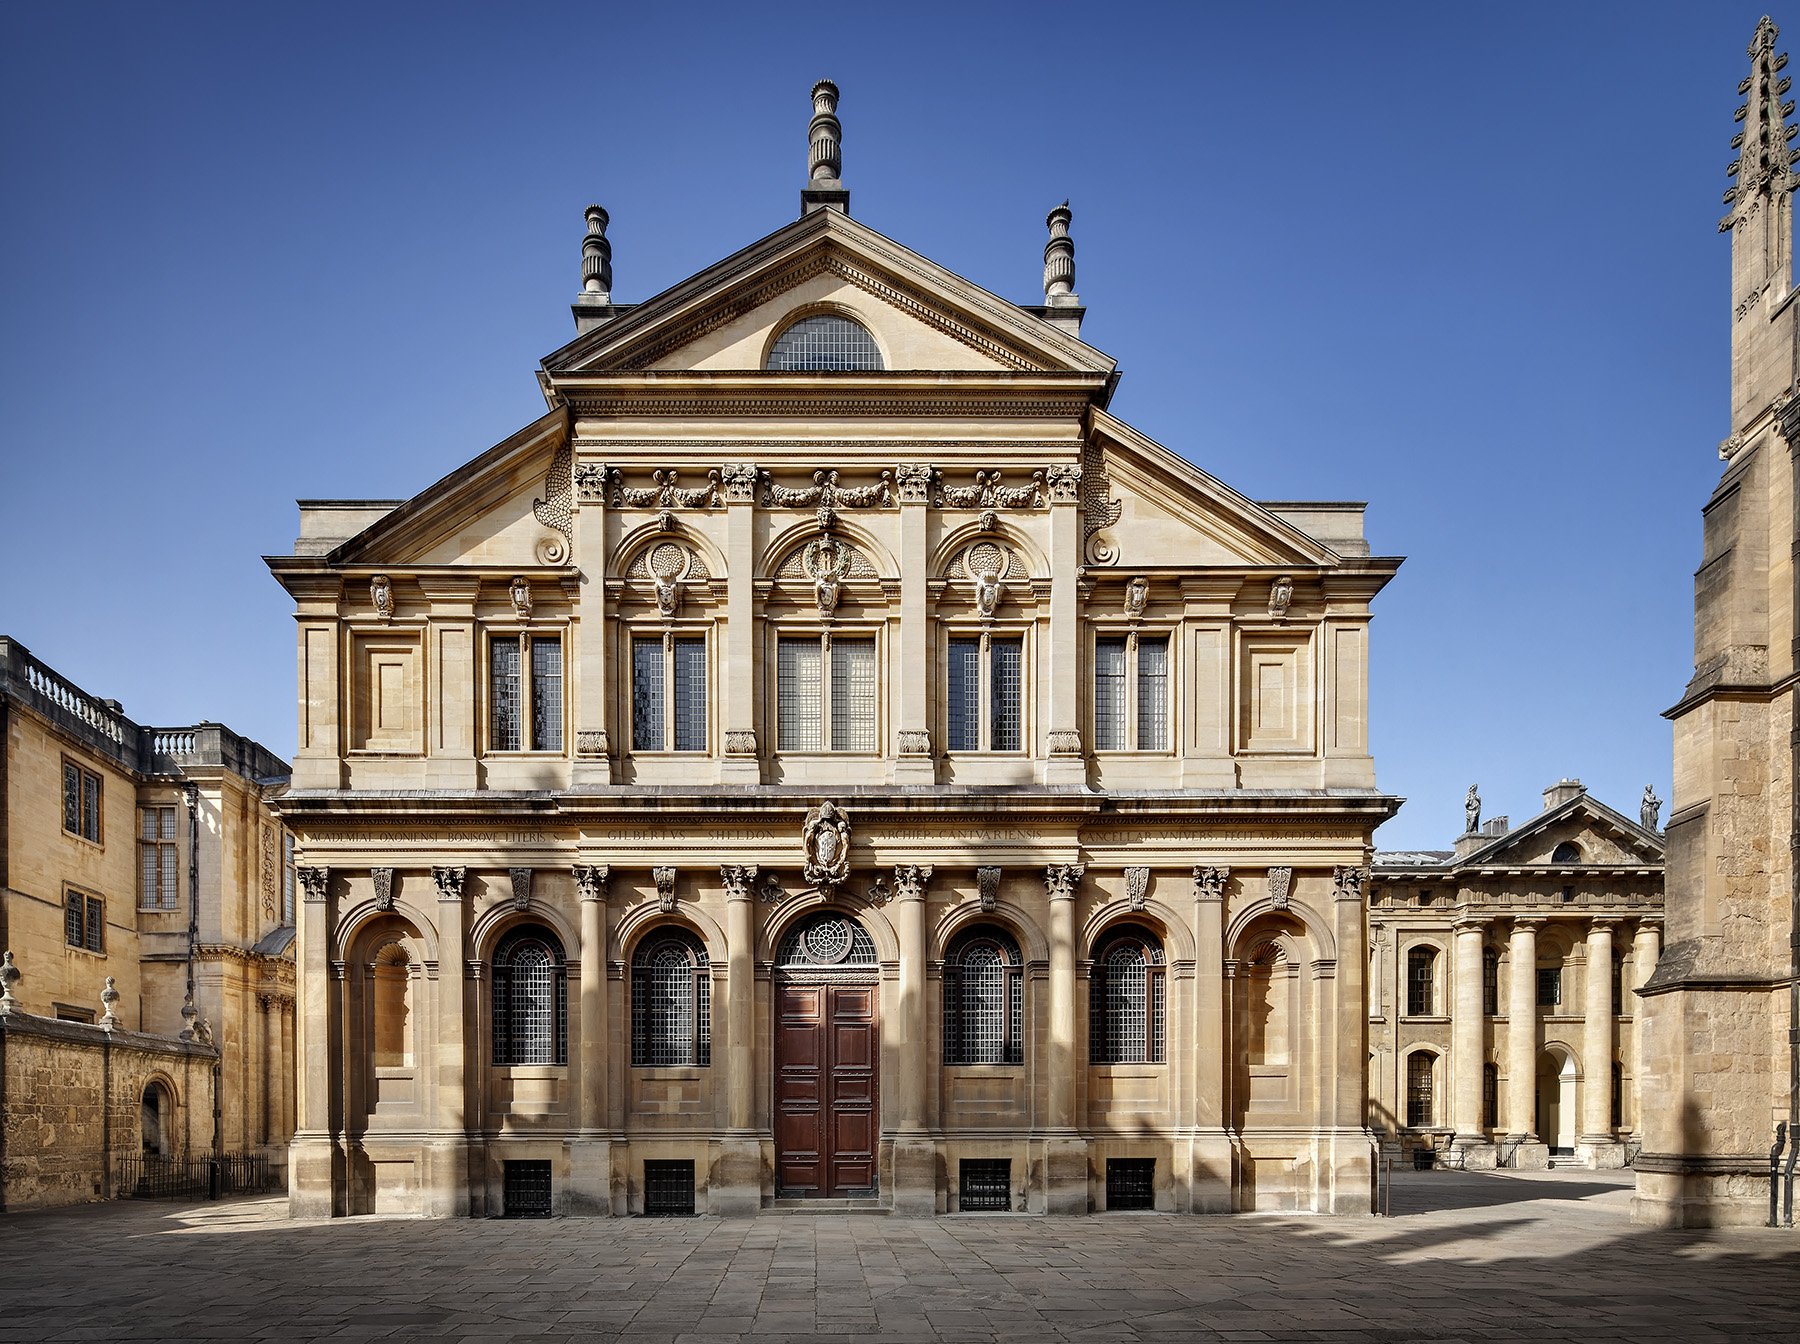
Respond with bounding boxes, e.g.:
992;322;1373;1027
535;534;569;565
967;541;1005;577
649;542;688;578
804;918;853;964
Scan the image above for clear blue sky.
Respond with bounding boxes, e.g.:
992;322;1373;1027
0;3;1773;848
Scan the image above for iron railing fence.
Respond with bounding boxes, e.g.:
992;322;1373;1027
118;1152;277;1200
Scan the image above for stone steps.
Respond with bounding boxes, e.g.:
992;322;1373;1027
768;1196;886;1214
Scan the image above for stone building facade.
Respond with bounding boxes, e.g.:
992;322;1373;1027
267;84;1404;1218
1637;15;1800;1228
0;636;295;1209
1369;781;1663;1172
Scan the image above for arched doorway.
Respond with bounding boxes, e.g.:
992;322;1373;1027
141;1083;169;1158
1536;1047;1578;1154
773;911;879;1198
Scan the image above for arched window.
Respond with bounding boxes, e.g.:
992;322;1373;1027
1406;946;1438;1016
1406;1051;1436;1127
492;927;567;1065
1482;1062;1500;1130
631;930;711;1066
766;314;884;371
1551;841;1583;864
1089;926;1165;1064
371;941;413;1068
943;927;1024;1064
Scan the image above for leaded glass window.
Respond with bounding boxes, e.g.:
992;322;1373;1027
943;927;1024;1064
990;637;1022;751
946;634;1023;752
778;635;876;752
1089;926;1165;1063
672;637;707;752
831;638;876;751
490;635;564;754
1094;637;1127;751
65;890;103;953
282;831;296;924
1537;966;1561;1007
1406;1051;1436;1127
1407;947;1437;1016
947;638;980;752
530;637;563;751
633;637;665;751
1482;948;1499;1016
1136;635;1168;749
632;634;707;753
62;760;101;841
777;637;823;751
766;314;884;371
631;932;711;1066
1095;634;1171;752
139;805;178;910
490;638;522;752
775;913;878;969
492;928;567;1065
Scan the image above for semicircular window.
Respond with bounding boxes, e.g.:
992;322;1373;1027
766;314;884;371
776;912;878;969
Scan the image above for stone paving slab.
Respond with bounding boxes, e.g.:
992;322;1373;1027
0;1170;1795;1342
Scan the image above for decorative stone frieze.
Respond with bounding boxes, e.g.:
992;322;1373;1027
372;867;395;913
654;866;678;914
508;867;534;913
1125;866;1150;912
761;468;892;509
573;864;610;903
977;866;1002;913
933;469;1044;509
298;866;331;905
1268;866;1293;911
431;866;465;901
609;468;720;509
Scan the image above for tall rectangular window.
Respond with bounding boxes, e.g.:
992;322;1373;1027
1136;635;1168;749
139;806;178;910
1537;967;1561;1008
946;635;1024;752
282;831;296;924
1406;947;1437;1016
632;635;707;752
65;891;104;953
830;638;877;751
777;637;823;751
62;760;102;842
530;637;563;751
490;638;523;752
1094;638;1128;750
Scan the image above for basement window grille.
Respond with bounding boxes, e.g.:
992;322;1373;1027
1105;1158;1155;1211
502;1160;552;1218
959;1159;1011;1211
644;1160;696;1215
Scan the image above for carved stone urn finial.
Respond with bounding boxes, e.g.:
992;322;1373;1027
0;950;19;1015
582;204;612;300
1043;202;1077;304
100;975;120;1031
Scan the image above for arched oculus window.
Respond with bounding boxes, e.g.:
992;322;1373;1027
943;927;1024;1065
775;912;878;970
766;314;884;371
1407;1051;1436;1127
492;927;567;1065
1089;925;1165;1064
1551;841;1583;864
631;930;711;1066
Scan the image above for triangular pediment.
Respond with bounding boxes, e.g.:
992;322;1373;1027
1087;410;1344;570
1460;795;1665;868
322;409;572;569
541;209;1117;378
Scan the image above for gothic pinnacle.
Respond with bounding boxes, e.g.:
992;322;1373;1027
1722;15;1799;231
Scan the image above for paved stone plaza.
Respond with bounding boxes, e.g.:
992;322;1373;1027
0;1171;1795;1342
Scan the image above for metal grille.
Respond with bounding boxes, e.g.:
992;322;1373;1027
830;638;876;751
490;637;522;751
989;637;1021;751
766;314;884;371
776;913;878;968
493;931;566;1065
1135;636;1168;749
1406;1051;1436;1127
777;637;822;751
644;1160;696;1215
503;1160;553;1217
632;637;664;751
632;935;710;1066
672;637;707;751
530;637;563;751
944;929;1023;1064
1090;929;1164;1063
947;637;980;751
1094;637;1127;750
1537;967;1561;1007
1407;947;1436;1016
959;1159;1011;1211
1106;1158;1155;1211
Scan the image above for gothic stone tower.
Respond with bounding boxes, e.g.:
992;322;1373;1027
1636;15;1800;1228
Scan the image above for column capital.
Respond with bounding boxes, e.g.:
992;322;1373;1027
1634;916;1663;934
1192;865;1229;902
893;462;932;504
720;462;759;503
1588;915;1622;933
1452;915;1490;934
1510;915;1546;932
1044;863;1085;901
893;864;932;901
431;865;466;902
573;864;611;903
720;863;759;902
298;866;331;905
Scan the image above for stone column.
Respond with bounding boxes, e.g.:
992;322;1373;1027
893;464;934;783
1188;867;1232;1210
1042;467;1085;785
1629;918;1661;1139
712;864;761;1214
890;864;936;1214
567;864;612;1214
1579;918;1624;1168
1451;916;1494;1166
425;866;469;1217
571;456;613;786
720;464;761;782
1324;866;1376;1210
1042;864;1088;1211
1506;917;1548;1168
290;865;338;1217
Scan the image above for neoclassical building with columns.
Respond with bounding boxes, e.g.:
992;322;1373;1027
1369;781;1663;1171
267;83;1402;1217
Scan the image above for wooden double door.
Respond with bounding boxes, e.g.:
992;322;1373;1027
775;980;879;1197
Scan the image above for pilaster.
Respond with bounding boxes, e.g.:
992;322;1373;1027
714;863;762;1214
720;463;761;782
568;863;614;1214
1041;468;1084;785
416;575;480;788
571;454;613;785
290;865;342;1217
1042;863;1087;1212
893;463;934;783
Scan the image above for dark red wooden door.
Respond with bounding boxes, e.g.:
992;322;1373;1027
776;982;878;1196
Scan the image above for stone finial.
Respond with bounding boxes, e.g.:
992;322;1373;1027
0;950;19;1015
179;993;198;1042
582;205;612;300
1722;16;1799;230
100;976;120;1031
802;80;850;214
1043;202;1078;304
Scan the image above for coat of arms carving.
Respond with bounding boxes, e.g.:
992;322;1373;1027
802;801;851;889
